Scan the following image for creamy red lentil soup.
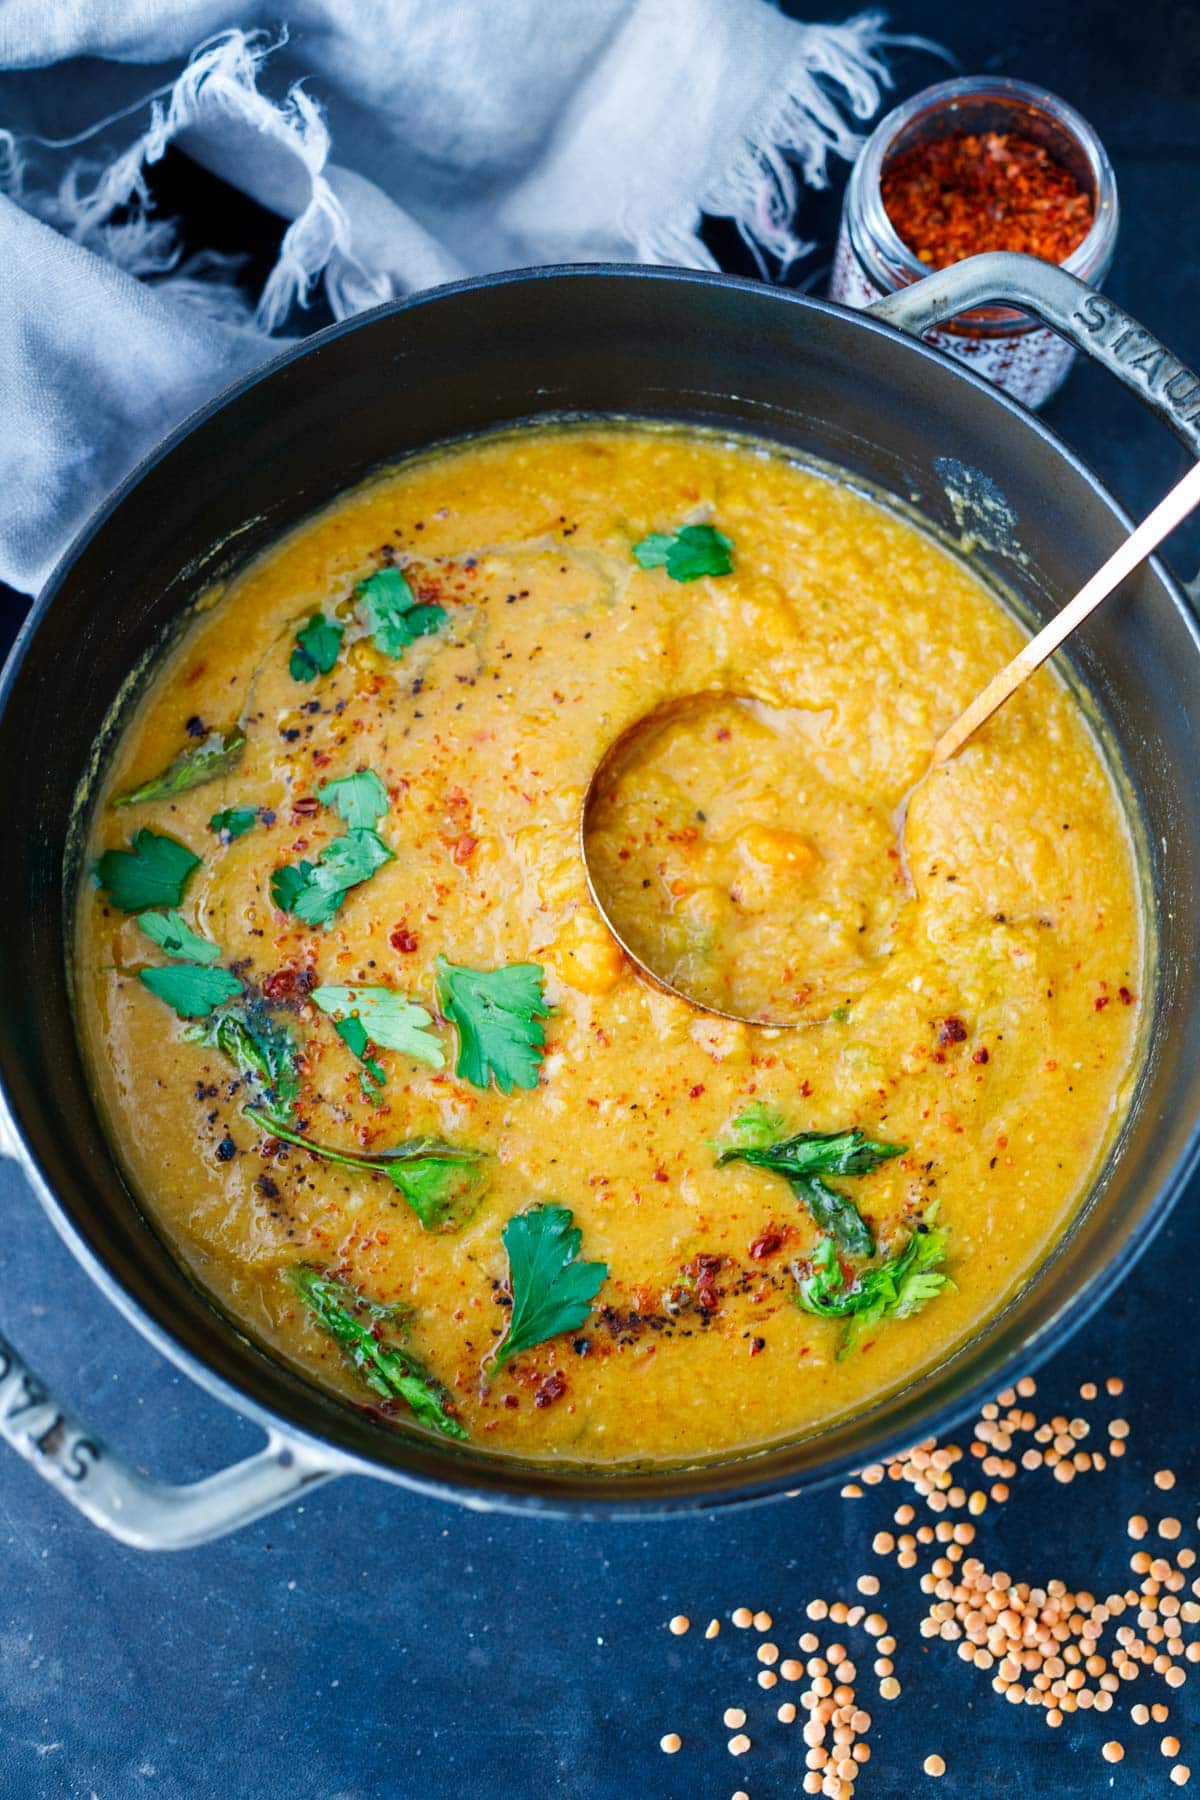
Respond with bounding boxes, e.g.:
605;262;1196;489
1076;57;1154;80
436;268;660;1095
76;424;1144;1464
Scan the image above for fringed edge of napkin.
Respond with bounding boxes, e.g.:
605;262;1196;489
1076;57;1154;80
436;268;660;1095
636;10;894;275
1;13;903;335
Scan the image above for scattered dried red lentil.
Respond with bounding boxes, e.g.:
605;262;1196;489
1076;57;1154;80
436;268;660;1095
656;1371;1196;1797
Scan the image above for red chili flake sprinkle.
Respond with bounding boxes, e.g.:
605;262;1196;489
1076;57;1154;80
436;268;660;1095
533;1372;568;1408
749;1229;786;1261
749;1337;766;1358
654;1169;669;1183
390;927;419;953
1119;986;1136;1005
972;1047;990;1065
292;795;320;816
689;1084;705;1098
452;833;478;864
938;1016;969;1046
1095;995;1111;1011
881;130;1094;270
263;966;315;1001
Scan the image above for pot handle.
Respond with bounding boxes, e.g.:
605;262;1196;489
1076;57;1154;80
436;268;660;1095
0;1321;335;1549
867;250;1200;600
867;251;1200;459
0;1112;337;1549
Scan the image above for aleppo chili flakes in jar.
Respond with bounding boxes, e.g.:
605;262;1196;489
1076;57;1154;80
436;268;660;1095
881;130;1094;271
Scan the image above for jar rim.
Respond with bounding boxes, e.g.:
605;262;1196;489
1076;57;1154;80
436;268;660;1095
846;75;1120;293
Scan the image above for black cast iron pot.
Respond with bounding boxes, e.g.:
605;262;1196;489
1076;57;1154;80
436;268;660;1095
1;253;1199;1548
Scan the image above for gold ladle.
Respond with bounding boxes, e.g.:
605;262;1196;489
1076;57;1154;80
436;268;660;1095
581;460;1200;1026
929;456;1200;767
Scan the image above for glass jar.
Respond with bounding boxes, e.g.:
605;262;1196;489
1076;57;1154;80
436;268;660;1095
829;76;1120;409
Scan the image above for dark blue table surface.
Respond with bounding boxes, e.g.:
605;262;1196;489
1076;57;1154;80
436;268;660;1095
2;3;1199;1796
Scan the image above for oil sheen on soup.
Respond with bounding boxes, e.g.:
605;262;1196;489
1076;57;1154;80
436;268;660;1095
76;425;1143;1465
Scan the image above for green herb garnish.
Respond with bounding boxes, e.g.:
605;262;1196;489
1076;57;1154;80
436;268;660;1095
795;1213;953;1356
717;1125;905;1257
210;806;257;840
190;1004;301;1121
719;1101;786;1151
138;962;243;1020
311;984;444;1068
245;1109;487;1232
95;829;201;912
137;910;220;963
334;1016;388;1099
270;829;394;927
435;957;549;1094
114;728;246;807
633;523;733;582
491;1204;607;1376
289;612;344;682
357;566;446;657
316;769;389;830
289;1266;466;1438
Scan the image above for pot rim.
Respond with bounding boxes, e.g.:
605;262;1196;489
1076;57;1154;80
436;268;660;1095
4;260;1199;1517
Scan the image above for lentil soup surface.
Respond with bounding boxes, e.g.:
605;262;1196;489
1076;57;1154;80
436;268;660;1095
76;424;1143;1464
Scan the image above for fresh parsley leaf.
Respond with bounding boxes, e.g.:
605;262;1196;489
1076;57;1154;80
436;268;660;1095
189;1003;301;1121
719;1127;906;1181
270;829;394;927
334;1015;388;1097
357;566;415;653
717;1125;905;1257
791;1176;875;1256
795;1213;953;1356
384;1152;486;1231
311;983;444;1068
357;566;447;658
721;1101;786;1151
289;1265;466;1438
246;1109;487;1232
491;1204;607;1375
289;612;344;681
405;603;447;636
137;910;220;963
95;829;201;912
317;769;389;829
114;728;246;807
210;806;257;840
632;523;733;582
138;962;243;1020
435;957;549;1093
